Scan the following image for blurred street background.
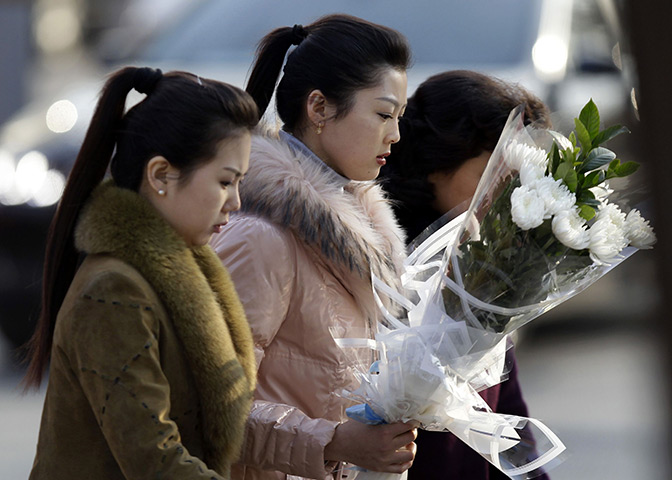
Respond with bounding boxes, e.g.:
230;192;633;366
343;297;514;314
1;0;670;479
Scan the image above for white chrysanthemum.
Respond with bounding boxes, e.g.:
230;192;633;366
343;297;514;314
504;141;526;171
505;140;548;173
596;202;626;228
624;209;656;248
588;204;629;264
519;159;546;186
510;184;545;230
552;208;590;250
532;176;576;218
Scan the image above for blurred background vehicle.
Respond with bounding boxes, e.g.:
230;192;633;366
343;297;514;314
0;0;639;353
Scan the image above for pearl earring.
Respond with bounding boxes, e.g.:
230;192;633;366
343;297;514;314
158;189;166;196
316;121;324;135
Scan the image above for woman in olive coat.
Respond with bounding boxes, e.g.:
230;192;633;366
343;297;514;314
24;67;259;479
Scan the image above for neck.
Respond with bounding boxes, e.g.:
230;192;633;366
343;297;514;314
293;128;342;176
279;130;350;188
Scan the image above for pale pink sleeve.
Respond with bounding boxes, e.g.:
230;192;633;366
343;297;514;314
211;217;339;478
211;215;294;368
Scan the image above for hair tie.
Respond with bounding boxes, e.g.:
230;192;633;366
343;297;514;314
290;24;308;46
134;67;163;95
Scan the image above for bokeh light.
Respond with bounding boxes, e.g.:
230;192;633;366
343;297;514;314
45;99;78;133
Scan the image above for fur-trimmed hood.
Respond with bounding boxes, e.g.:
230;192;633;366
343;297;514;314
238;132;406;291
74;181;256;475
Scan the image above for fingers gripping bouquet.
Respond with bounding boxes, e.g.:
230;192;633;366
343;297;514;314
333;100;655;479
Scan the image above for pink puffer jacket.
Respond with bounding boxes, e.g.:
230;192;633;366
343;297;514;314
210;133;406;479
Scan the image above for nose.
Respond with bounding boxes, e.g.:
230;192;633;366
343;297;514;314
387;120;401;144
224;184;242;213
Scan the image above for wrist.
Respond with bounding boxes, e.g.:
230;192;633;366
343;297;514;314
324;422;344;462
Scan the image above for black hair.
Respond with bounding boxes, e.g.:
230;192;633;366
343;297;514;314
23;66;258;387
245;13;412;131
380;70;551;241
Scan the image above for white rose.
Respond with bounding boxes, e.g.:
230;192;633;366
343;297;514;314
533;176;576;218
510;185;545;231
624;209;656;248
552;208;590;250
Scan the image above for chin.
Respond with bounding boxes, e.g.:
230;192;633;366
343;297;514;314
351;170;381;182
190;236;211;248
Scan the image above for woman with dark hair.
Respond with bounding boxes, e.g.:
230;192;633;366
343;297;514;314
379;70;552;480
24;66;259;479
210;14;416;480
383;69;551;241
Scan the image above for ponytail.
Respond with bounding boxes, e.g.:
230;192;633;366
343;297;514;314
22;66;257;388
246;24;308;118
246;14;410;132
22;67;163;387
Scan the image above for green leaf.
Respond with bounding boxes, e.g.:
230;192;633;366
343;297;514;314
554;163;578;192
574;118;593;154
593;124;630;146
568;131;577;147
615;160;640;177
578;99;601;140
549;142;561;174
582;170;605;189
554;161;572;181
606;160;640;179
580;197;601;207
559;145;576;165
577;189;600;207
578;189;596;201
578;204;597;221
579;147;616;173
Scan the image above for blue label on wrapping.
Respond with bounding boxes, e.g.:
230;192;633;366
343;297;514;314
345;403;387;425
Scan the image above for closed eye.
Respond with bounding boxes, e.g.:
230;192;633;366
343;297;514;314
221;175;244;188
378;113;393;121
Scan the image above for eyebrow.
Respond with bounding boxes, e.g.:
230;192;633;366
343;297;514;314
223;167;243;176
375;96;406;109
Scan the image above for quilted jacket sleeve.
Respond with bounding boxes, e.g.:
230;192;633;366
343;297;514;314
237;401;340;479
212;215;295;368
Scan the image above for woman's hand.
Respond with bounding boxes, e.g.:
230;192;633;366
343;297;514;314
324;420;418;473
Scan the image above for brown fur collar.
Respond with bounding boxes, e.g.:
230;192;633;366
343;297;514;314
75;181;256;475
238;133;406;292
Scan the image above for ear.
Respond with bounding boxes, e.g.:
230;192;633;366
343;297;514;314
145;156;178;195
305;89;335;127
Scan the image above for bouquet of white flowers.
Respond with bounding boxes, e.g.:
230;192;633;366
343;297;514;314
333;100;655;480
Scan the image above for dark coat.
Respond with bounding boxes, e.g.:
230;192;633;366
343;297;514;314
29;182;256;479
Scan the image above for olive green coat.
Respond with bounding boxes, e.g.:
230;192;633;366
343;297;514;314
29;182;256;479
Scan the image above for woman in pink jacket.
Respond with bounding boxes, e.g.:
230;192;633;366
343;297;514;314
210;14;416;480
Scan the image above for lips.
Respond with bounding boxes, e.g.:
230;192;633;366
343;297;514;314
213;222;227;234
376;152;390;166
